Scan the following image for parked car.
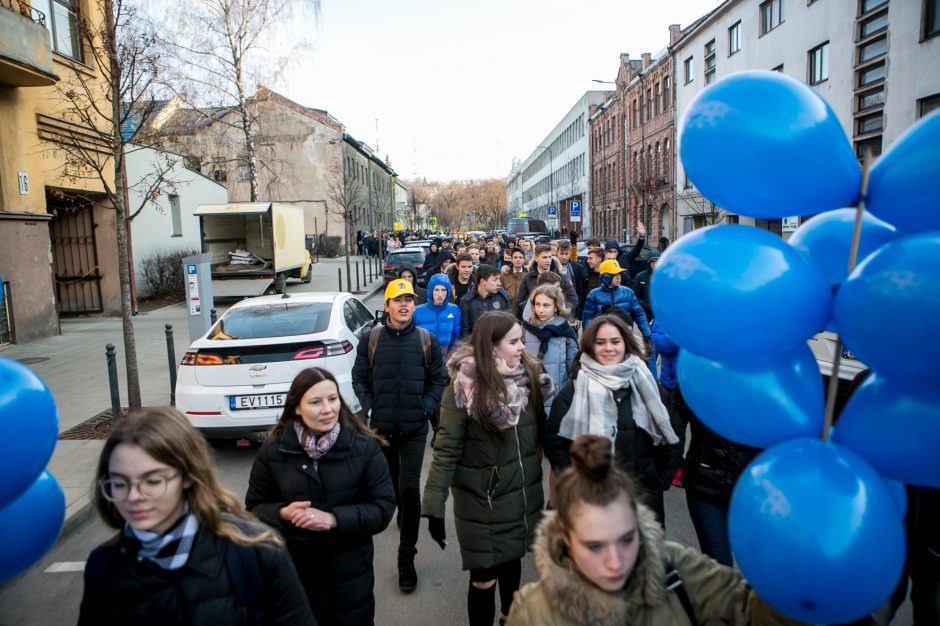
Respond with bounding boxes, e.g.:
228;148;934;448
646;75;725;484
808;330;868;414
383;247;428;286
175;292;377;440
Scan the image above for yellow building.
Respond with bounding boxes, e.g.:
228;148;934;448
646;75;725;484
0;0;120;344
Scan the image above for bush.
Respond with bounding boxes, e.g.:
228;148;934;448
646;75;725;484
316;235;341;258
139;248;200;300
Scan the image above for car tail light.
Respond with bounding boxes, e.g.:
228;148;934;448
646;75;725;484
293;340;353;360
384;264;394;271
180;351;224;366
416;263;424;268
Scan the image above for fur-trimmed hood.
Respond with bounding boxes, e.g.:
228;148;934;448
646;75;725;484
531;504;668;625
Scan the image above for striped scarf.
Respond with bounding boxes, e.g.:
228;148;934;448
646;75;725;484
125;503;199;571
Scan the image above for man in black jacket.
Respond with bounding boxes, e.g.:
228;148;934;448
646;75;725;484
555;239;587;318
514;244;578;319
459;264;512;337
352;280;448;593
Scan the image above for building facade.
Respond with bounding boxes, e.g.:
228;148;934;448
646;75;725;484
672;0;940;238
0;0;122;344
506;91;608;237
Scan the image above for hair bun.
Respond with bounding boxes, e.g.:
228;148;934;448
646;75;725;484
569;435;614;482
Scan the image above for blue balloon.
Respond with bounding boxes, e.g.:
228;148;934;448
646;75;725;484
0;358;59;508
677;345;823;449
679;71;860;218
729;439;905;624
0;471;65;580
881;477;908;519
833;233;940;388
867;109;940;234
650;224;831;362
833;373;940;488
788;208;897;288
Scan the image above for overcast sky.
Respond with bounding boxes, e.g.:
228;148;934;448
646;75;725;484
278;0;722;182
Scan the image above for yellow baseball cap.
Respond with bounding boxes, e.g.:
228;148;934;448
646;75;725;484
384;280;416;300
598;259;624;275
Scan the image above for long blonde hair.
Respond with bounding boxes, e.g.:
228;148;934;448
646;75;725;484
528;284;569;324
94;407;282;548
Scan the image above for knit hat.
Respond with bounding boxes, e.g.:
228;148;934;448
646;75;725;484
604;239;620;252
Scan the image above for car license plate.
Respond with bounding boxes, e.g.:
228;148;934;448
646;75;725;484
230;393;285;411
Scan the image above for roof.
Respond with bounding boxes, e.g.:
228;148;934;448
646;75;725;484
229;292;346;309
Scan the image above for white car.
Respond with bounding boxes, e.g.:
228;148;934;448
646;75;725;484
175;292;377;440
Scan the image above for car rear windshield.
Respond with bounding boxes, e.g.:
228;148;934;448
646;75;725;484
389;251;424;264
209;302;332;339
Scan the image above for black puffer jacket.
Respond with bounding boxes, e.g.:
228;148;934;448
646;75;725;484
79;520;316;626
245;423;395;626
683;415;760;503
545;375;684;497
459;285;513;337
351;319;448;434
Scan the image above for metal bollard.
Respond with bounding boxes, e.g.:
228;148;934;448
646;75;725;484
106;343;122;422
355;262;361;292
210;308;217;324
165;323;177;406
363;258;369;283
338;268;343;292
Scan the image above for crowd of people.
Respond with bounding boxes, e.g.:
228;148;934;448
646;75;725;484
78;228;936;626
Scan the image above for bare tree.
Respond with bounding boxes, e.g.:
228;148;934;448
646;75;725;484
51;0;179;409
159;0;319;202
677;191;729;229
326;162;367;292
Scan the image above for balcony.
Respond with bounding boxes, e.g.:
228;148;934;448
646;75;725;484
0;1;58;87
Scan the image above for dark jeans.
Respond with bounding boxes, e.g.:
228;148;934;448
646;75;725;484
468;558;522;626
686;492;733;567
381;427;428;562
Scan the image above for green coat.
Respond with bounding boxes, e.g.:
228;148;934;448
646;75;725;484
422;384;544;571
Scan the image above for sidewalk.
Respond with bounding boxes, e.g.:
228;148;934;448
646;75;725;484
0;254;385;536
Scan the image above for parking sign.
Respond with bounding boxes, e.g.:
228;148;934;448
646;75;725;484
570;200;581;223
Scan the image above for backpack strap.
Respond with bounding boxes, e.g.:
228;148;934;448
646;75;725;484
664;557;698;626
416;326;432;368
367;325;383;369
225;541;266;626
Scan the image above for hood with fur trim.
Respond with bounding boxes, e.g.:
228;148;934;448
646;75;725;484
531;504;668;625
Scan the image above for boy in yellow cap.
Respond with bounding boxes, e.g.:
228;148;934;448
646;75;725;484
581;259;651;350
352;277;448;594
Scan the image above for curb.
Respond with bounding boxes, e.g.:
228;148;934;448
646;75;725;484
60;492;96;541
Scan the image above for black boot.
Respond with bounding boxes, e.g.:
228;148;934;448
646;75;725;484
467;582;496;626
398;559;417;593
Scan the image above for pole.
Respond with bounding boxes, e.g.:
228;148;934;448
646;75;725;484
165;323;177;406
210;308;217;324
106;343;122;422
355;261;361;292
338;268;343;292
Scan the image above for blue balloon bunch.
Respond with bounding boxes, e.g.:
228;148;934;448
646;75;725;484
653;71;940;624
0;357;65;580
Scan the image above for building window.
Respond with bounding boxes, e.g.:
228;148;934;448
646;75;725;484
729;21;742;54
663;140;670;178
655;142;661;177
860;0;888;13
919;92;940;117
664;76;671;108
855;136;883;159
655;83;661;116
859;35;887;63
32;0;82;60
808;42;829;84
857;61;886;87
704;39;717;84
633;99;639;128
760;0;784;35
860;10;889;38
684;56;694;84
237;164;251;182
646;88;652;119
856;113;884;134
926;0;940;39
639;94;645;125
169;194;182;237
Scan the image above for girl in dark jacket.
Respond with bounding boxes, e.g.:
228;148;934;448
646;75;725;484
246;367;395;626
422;311;553;626
79;407;316;626
545;314;684;527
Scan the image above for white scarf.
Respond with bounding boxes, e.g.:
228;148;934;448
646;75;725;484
559;353;679;446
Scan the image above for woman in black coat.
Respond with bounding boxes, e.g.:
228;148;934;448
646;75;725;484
544;314;684;527
246;367;395;626
80;408;315;626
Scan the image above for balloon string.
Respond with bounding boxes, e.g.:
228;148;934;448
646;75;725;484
821;152;873;441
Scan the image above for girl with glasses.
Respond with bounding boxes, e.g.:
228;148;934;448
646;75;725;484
79;407;315;625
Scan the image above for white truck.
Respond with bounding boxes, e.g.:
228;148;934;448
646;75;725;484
194;202;312;297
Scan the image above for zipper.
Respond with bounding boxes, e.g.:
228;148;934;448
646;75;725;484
486;466;500;510
514;425;529;535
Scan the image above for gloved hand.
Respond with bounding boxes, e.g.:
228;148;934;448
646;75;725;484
428;517;447;549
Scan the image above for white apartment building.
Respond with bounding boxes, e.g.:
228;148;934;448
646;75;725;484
672;0;940;238
506;90;610;236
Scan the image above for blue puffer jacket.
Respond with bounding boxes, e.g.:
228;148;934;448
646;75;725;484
650;320;679;390
414;273;462;355
581;284;651;336
521;316;577;415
